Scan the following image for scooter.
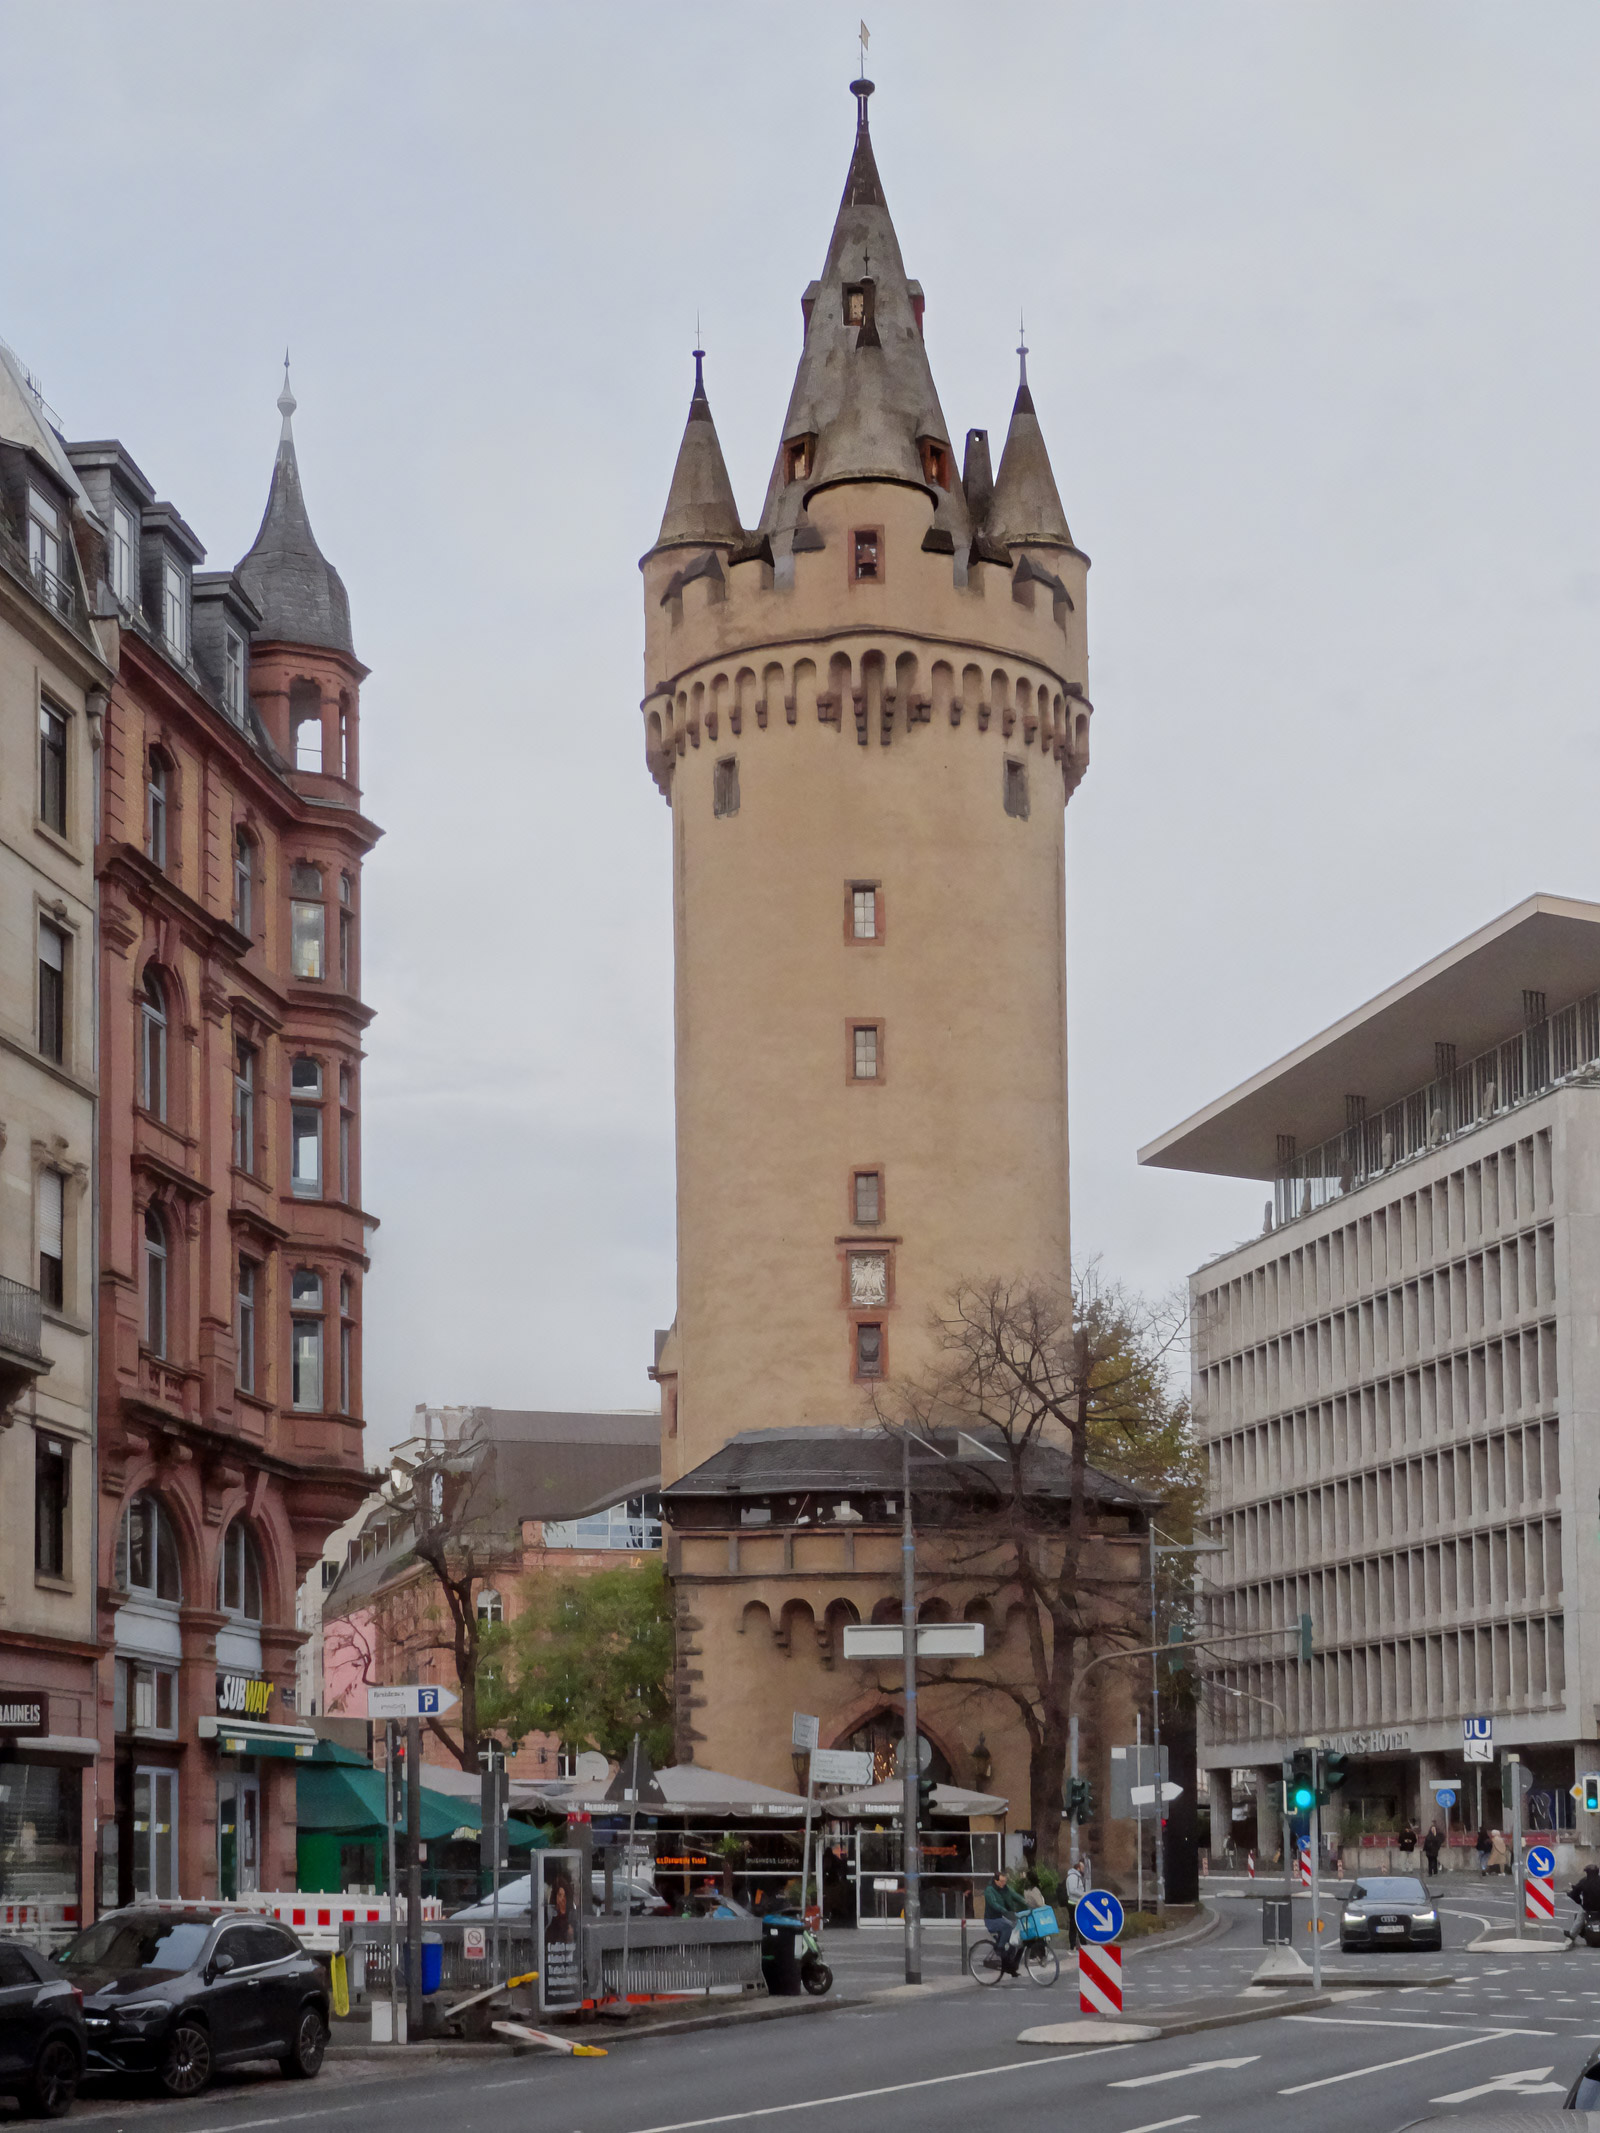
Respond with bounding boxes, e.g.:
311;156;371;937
1566;1907;1600;1950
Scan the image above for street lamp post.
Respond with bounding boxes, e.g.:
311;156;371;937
900;1426;922;1986
1149;1525;1227;1911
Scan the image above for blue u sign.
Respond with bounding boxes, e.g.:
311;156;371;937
1527;1845;1556;1880
1074;1890;1125;1944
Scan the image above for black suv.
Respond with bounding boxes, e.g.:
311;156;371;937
0;1938;86;2117
58;1909;327;2097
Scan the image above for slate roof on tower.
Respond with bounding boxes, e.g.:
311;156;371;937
757;81;970;555
237;362;356;658
654;348;745;553
985;345;1076;553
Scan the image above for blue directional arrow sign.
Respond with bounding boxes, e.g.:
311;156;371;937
1075;1890;1125;1944
1527;1844;1556;1879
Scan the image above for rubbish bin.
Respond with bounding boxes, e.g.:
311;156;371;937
403;1935;445;1994
761;1916;805;1996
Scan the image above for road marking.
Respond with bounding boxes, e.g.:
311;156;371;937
1280;2032;1539;2094
1285;2015;1551;2035
182;2110;375;2133
1110;2058;1257;2089
1431;2066;1563;2104
1120;2119;1199;2133
550;2048;1134;2133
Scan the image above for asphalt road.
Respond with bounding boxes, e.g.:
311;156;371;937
46;1877;1600;2133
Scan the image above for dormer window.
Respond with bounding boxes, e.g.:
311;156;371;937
110;504;135;604
27;487;67;612
162;559;187;656
843;285;866;326
784;435;814;484
224;629;244;718
919;438;951;490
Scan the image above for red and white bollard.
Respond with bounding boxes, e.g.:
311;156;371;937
1247;1850;1256;1879
1078;1943;1123;2015
1525;1873;1555;1924
1298;1846;1313;1889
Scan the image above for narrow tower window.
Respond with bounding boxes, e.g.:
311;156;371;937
849;885;880;941
852;1170;882;1227
1004;758;1029;819
713;757;740;817
843;285;866;326
851;529;881;583
783;436;814;484
853;1323;884;1380
850;1023;882;1082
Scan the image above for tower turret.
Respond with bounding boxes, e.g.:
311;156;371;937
642;81;1094;1496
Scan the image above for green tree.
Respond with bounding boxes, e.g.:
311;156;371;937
500;1556;674;1767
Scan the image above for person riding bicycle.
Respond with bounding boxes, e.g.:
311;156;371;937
1570;1865;1600;1916
984;1867;1027;1973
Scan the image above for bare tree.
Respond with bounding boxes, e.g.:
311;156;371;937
876;1265;1190;1869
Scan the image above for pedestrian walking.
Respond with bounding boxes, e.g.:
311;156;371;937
1398;1821;1418;1858
1423;1821;1443;1876
1489;1828;1510;1875
1063;1860;1085;1950
1475;1824;1492;1874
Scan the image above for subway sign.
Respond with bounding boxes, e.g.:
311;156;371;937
216;1673;274;1718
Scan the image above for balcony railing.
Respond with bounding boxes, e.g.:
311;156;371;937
1274;989;1600;1228
29;555;79;625
0;1276;46;1361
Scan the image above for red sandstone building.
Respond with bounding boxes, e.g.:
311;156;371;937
68;370;377;1903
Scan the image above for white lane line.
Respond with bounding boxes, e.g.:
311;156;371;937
1285;2015;1552;2035
1110;2058;1257;2089
1279;2032;1528;2094
547;2048;1134;2133
1120;2119;1199;2133
185;2110;374;2133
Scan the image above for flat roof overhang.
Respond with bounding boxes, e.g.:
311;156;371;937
1138;894;1600;1182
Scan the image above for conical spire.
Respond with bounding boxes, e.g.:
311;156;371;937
985;331;1074;550
237;357;356;657
653;347;745;552
757;80;969;553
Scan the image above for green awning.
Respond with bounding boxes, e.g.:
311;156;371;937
295;1763;546;1848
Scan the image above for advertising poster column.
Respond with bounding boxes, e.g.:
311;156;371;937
538;1850;583;2013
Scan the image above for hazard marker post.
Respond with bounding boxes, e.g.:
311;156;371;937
1074;1890;1126;2015
1526;1843;1556;1926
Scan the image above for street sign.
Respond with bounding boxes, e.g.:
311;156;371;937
792;1712;820;1752
1427;1777;1462;1791
367;1684;459;1719
810;1748;873;1786
841;1624;985;1659
1074;1890;1125;1944
1436;1788;1457;1808
1527;1845;1556;1879
1464;1716;1493;1764
1129;1782;1185;1806
462;1927;486;1960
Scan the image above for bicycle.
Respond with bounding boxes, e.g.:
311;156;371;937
971;1917;1061;1987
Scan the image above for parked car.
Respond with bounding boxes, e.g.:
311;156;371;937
0;1937;86;2117
450;1873;668;1921
1337;1875;1443;1953
56;1909;327;2097
1565;2047;1600;2107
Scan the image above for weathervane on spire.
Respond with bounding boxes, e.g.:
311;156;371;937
859;18;869;73
692;315;706;400
1017;313;1029;390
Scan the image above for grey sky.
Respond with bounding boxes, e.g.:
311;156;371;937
3;3;1596;1454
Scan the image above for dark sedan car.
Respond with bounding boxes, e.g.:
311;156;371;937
57;1909;327;2097
0;1938;86;2117
1565;2047;1600;2106
1338;1874;1442;1953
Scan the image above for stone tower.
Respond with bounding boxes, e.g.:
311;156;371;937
644;81;1092;1485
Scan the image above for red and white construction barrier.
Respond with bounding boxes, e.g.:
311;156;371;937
1525;1873;1555;1924
1298;1848;1313;1888
1078;1942;1123;2015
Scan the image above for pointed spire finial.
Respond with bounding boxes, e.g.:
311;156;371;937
1017;313;1029;390
277;350;297;444
692;339;706;402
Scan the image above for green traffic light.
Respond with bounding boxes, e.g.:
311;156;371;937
1292;1785;1315;1810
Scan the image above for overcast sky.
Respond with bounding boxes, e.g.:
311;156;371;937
4;3;1597;1455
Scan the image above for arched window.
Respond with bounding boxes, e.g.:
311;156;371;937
143;1207;168;1356
146;750;168;868
140;969;167;1119
118;1491;182;1602
233;825;253;934
292;680;323;772
476;1589;503;1626
218;1522;263;1619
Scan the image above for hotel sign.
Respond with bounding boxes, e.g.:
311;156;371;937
1311;1728;1412;1757
0;1693;47;1737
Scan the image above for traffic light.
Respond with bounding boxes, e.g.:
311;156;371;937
1289;1747;1317;1813
1067;1776;1095;1824
1583;1772;1600;1815
916;1772;935;1820
1167;1625;1188;1674
1321;1751;1348;1803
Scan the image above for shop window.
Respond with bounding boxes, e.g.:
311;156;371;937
132;1768;179;1898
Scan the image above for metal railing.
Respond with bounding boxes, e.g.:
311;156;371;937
0;1277;45;1360
29;557;78;624
1275;991;1600;1229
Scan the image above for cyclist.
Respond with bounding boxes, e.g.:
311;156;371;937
984;1867;1026;1974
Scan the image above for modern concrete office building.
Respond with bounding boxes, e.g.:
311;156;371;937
1141;895;1600;1852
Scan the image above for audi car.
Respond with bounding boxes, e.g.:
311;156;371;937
1337;1874;1443;1953
56;1908;328;2097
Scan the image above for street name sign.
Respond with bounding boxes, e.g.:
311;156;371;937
1075;1890;1125;1944
809;1748;873;1785
792;1712;820;1751
367;1684;459;1719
